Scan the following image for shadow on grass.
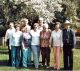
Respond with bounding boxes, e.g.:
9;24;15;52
0;47;8;54
16;65;64;71
16;61;64;70
0;51;8;54
0;60;8;66
0;60;64;70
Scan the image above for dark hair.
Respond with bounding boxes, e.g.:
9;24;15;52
20;20;26;31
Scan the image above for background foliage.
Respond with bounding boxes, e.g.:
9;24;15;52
0;0;80;36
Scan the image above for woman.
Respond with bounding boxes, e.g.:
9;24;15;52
50;22;63;70
10;23;22;67
21;26;31;67
20;20;32;66
30;23;40;69
40;24;51;68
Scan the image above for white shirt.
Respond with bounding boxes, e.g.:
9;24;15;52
10;31;22;46
30;30;40;45
5;28;15;41
50;29;63;47
26;25;31;32
38;26;43;32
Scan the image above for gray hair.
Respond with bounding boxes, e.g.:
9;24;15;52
43;23;48;29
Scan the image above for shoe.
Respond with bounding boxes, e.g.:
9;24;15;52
54;66;57;69
46;66;49;68
54;64;57;69
23;65;27;68
36;68;38;71
42;64;47;67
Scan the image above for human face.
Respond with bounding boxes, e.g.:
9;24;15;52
25;19;28;25
43;24;48;31
15;24;20;31
55;23;60;30
16;26;20;31
9;22;14;28
43;25;47;31
38;18;43;26
64;24;70;29
34;23;38;30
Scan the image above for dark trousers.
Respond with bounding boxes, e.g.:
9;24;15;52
63;45;73;70
41;47;50;66
6;39;11;66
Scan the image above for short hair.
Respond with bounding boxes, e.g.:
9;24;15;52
9;22;14;26
21;18;28;23
14;22;20;28
38;17;43;21
55;22;61;28
55;22;61;26
43;23;48;29
34;23;39;26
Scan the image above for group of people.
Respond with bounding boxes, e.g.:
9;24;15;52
5;17;76;71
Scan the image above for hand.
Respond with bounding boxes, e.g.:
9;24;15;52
23;47;25;50
72;48;75;52
49;45;51;48
9;46;11;50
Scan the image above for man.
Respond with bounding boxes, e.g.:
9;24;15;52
21;18;31;32
5;22;15;66
38;17;44;31
62;20;76;70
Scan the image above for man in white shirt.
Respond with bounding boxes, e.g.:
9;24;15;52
5;22;15;66
38;17;44;31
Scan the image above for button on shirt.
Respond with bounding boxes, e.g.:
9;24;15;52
50;29;63;47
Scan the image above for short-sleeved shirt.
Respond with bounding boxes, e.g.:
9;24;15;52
30;30;40;45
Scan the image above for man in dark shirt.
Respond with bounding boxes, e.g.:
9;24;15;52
62;20;76;70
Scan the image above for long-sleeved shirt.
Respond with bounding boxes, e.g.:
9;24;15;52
9;30;22;46
40;30;51;47
63;29;76;48
5;28;15;42
50;29;63;47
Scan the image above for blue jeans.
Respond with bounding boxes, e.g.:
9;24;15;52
31;45;40;68
22;48;29;67
11;46;21;67
27;47;32;65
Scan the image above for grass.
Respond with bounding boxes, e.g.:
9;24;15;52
0;46;80;71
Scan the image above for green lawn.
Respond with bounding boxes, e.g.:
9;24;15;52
0;46;80;71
